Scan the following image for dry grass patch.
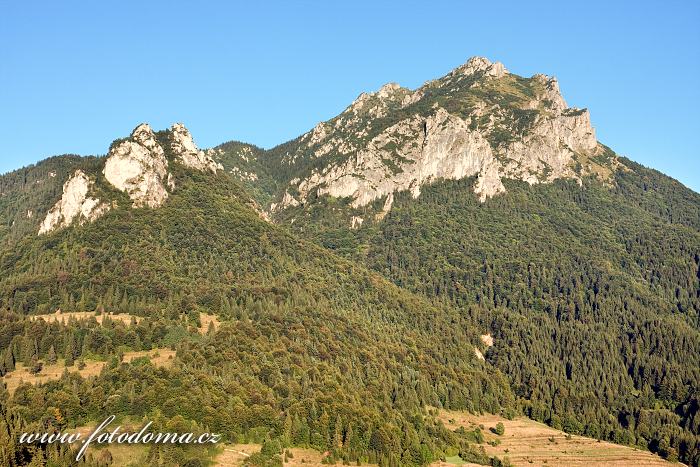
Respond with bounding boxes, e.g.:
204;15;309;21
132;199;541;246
83;442;147;467
2;348;175;395
199;312;221;334
122;348;176;368
72;421;150;466
3;359;106;395
432;459;482;467
437;410;673;466
214;443;260;466
31;311;142;326
213;444;371;466
284;447;327;466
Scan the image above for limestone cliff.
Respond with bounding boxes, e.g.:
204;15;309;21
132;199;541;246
38;170;110;235
169;123;223;173
103;123;172;208
268;56;620;218
39;123;222;234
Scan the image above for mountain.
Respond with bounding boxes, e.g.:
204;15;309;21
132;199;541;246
0;56;698;466
215;57;619;221
0;123;514;466
211;57;700;465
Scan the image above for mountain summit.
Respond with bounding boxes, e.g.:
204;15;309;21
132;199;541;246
38;122;222;234
225;57;620;223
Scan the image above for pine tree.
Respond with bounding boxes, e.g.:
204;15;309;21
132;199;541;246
47;345;57;365
20;336;37;365
283;413;293;445
3;346;14;372
333;415;344;449
64;345;74;367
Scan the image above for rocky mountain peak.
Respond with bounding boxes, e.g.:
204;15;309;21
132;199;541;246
102;122;221;210
270;57;619;223
104;123;172;209
530;74;568;111
453;56;508;78
38;123;222;234
130;123;160;149
170;123;198;152
169;122;223;173
346;82;414;118
376;82;402;98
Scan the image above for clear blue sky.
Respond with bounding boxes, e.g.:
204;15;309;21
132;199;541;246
1;1;699;191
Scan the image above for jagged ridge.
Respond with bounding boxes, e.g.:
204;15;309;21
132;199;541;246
38;123;222;234
254;57;623;223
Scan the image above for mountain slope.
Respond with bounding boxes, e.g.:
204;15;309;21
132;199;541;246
208;140;280;207
0;155;101;245
213;57;700;465
279;170;700;461
0;124;516;466
221;57;621;223
1;56;698;466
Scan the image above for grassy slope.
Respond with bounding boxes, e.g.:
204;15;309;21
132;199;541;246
437;410;673;466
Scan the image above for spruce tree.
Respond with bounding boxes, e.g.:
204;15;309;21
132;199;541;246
47;345;57;365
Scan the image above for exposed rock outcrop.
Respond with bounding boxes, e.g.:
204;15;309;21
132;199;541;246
169;123;223;173
270;190;300;213
499;109;597;185
289;108;506;207
275;56;611;215
38;123;235;234
104;123;171;208
102;122;222;209
480;334;494;347
452;56;508;79
531;74;568;111
39;170;109;235
350;216;364;229
375;193;394;221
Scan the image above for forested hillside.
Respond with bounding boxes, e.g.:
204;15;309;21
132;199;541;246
0;155;100;245
278;165;700;465
0;152;515;466
219;57;700;465
1;56;698;466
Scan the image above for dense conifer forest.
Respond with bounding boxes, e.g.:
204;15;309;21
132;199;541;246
0;163;516;466
0;79;698;466
277;162;700;465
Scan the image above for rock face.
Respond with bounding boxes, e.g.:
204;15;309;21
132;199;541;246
294;108;502;206
169;123;223;173
273;56;612;214
102;122;221;209
39;170;109;235
452;56;508;78
104;123;172;208
40;122;222;234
